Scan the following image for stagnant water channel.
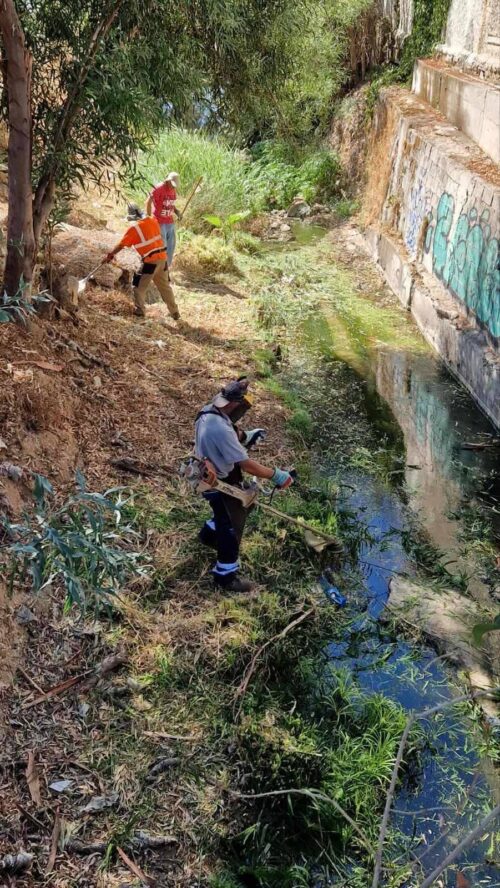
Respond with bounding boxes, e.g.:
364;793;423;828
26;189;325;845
267;227;499;885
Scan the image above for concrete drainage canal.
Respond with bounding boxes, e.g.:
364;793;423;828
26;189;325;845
244;225;500;887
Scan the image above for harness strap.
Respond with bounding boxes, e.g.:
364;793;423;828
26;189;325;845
195;407;227;423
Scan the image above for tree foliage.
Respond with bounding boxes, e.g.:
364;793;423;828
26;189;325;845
0;0;373;294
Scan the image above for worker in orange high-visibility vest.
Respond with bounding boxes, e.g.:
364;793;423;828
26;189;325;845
103;215;180;320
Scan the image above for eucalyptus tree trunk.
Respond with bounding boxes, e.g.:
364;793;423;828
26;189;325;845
0;0;34;297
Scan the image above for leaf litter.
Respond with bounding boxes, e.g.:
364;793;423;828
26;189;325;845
0;232;292;885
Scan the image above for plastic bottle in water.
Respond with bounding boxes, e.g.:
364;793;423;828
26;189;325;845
319;574;347;607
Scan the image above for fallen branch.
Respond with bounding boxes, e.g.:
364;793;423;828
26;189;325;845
234;607;315;715
23;652;126;708
143;730;200;742
46;808;60;874
131;832;178;849
110;456;175;477
23;672;92;708
419;804;500;888
67;338;111;369
371;689;499;888
145;758;180;783
230;787;374;857
67;832;178;856
17;665;44;695
117;846;153;885
0;851;34;874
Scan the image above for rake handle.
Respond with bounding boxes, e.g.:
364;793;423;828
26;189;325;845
180;176;203;221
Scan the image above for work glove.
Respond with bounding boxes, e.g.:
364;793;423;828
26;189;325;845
271;468;294;489
242;428;266;448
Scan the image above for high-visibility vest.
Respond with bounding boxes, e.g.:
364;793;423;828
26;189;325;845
119;216;167;262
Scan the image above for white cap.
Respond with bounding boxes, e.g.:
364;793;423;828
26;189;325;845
166;171;180;189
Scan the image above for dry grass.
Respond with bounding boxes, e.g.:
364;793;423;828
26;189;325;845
0;241;296;886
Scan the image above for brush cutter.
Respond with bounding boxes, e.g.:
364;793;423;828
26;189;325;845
180;457;341;553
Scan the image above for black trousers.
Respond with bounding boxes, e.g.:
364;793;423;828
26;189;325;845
200;491;249;586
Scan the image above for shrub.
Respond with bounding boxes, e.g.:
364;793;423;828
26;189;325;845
0;289;52;324
333;197;360;219
250;141;343;210
3;472;148;611
175;234;239;277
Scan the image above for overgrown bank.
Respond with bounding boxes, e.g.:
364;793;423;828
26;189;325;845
1;219;499;886
0;240;410;886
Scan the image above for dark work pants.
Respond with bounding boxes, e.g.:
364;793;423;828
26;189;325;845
200;491;249;586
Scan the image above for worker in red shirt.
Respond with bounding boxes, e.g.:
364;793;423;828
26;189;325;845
103;215;180;320
146;172;181;266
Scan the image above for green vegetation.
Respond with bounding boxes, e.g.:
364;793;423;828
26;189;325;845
249;140;343;209
0;288;50;324
104;477;411;887
204;211;251;243
129;128;250;222
129;128;344;224
3;472;148;610
365;0;452;115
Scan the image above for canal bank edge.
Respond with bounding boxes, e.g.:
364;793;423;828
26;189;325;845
357;33;500;429
363;225;500;429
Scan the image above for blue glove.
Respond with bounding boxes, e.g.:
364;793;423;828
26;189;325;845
271;468;293;489
242;428;266;448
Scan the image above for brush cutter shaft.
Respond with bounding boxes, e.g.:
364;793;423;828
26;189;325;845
180;456;340;551
258;502;339;546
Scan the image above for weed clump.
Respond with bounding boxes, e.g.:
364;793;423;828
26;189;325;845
176;234;240;277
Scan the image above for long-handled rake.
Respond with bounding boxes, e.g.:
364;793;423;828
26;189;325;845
67;262;107;304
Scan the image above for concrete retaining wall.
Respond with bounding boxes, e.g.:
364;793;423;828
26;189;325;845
412;60;500;163
364;228;500;428
363;86;500;427
377;88;499;344
439;0;500;73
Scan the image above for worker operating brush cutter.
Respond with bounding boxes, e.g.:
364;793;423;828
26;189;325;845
193;377;293;593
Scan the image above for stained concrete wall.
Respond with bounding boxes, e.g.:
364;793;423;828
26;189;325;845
439;0;500;72
378;89;499;343
363;87;500;427
413;60;500;163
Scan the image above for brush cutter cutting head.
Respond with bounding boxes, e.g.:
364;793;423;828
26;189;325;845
303;528;331;553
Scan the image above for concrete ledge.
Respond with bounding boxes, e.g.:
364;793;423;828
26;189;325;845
364;227;500;429
413;59;500;162
368;87;499;345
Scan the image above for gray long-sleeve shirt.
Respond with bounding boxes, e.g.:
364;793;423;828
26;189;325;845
195;406;248;478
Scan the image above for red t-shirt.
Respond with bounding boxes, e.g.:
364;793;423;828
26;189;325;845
150;182;176;224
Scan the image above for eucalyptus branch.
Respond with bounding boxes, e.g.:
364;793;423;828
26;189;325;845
419;805;500;888
371;689;499;888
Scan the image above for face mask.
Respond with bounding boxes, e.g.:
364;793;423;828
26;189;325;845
229;397;252;423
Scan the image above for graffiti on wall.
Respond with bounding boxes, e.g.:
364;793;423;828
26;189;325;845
425;192;499;339
405;180;431;256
